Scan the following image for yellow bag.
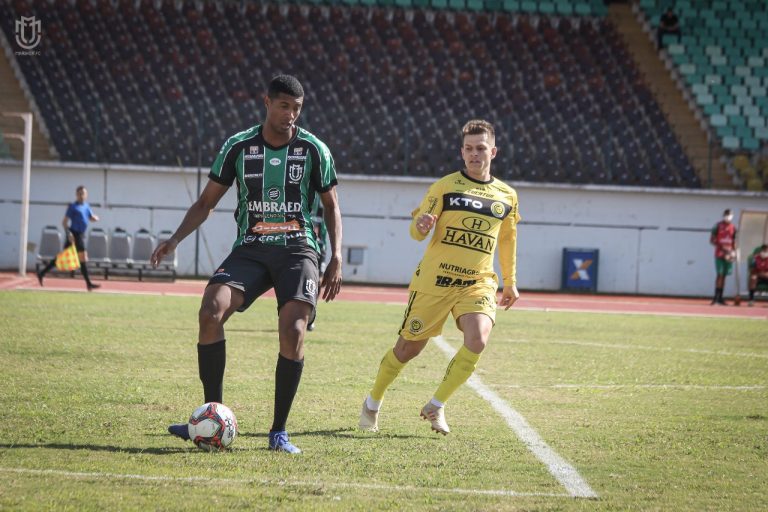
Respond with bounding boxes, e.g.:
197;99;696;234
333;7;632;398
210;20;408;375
55;244;81;271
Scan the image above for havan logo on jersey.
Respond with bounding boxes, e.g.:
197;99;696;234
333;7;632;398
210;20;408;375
442;228;495;254
442;193;512;219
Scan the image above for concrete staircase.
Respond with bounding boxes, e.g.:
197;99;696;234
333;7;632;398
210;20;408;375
608;2;733;189
0;46;54;161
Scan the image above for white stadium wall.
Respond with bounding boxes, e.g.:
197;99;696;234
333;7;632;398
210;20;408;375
1;160;767;297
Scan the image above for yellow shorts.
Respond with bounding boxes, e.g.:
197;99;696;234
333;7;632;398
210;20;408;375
398;285;497;341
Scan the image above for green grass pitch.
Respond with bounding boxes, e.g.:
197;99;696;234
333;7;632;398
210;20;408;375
0;290;766;511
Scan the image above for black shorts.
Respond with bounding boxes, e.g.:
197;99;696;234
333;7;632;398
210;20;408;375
208;244;320;312
64;230;86;252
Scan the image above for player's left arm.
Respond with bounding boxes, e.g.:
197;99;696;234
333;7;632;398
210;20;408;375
497;195;521;310
88;205;99;222
319;187;342;302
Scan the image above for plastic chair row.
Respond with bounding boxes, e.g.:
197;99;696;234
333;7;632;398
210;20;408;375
36;226;177;281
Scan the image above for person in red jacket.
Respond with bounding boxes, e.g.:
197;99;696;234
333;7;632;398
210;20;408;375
709;209;737;305
748;244;768;306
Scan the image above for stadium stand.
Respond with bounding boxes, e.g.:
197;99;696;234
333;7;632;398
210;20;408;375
637;0;768;189
0;0;699;187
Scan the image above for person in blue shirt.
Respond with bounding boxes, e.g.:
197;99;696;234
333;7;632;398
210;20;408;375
37;185;101;290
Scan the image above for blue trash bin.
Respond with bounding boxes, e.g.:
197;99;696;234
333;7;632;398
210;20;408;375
561;248;599;292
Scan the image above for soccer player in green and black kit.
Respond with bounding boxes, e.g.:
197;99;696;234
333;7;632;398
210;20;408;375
151;75;343;453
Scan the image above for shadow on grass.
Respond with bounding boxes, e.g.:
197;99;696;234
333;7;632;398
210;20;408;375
239;427;429;440
0;443;188;455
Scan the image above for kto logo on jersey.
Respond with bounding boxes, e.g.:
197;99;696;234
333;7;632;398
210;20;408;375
461;216;491;232
267;187;280;200
442;228;494;254
448;196;484;210
269;157;281;166
435;275;476;288
288;163;303;182
305;279;317;297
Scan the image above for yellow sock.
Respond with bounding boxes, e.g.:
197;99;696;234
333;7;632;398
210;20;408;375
370;349;407;402
433;345;481;404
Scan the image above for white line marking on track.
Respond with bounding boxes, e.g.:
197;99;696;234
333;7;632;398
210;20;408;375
0;467;569;498
433;336;598;499
494;384;766;391
505;338;768;359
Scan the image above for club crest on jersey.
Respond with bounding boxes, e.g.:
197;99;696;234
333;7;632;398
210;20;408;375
491;202;506;218
409;318;424;334
289;163;303;182
305;279;317;297
249;146;259;155
293;147;303;155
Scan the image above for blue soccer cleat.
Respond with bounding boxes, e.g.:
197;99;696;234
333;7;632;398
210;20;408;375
268;430;302;454
168;423;190;441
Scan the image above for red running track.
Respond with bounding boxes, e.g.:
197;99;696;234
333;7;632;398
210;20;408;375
1;271;766;320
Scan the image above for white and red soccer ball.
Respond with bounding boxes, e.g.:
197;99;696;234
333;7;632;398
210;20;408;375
188;402;237;451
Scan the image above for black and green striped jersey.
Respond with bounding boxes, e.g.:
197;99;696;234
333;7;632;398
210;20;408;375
208;124;337;251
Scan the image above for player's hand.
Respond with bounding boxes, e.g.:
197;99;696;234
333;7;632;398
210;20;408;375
498;285;519;310
415;213;437;235
320;254;342;302
150;238;178;268
67;232;75;244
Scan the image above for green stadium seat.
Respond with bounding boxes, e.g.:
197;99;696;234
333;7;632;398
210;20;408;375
697;93;714;105
574;3;590;15
538;1;554;13
705;45;722;57
717;125;735;138
691;83;709;95
448;0;465;9
743;105;761;117
722;136;740;149
748;117;765;129
705;74;723;85
704;104;722;116
756;127;768;140
667;44;685;56
710;114;728;127
710;55;727;66
735;66;752;78
723;104;741;116
748;56;765;68
466;0;483;9
556;2;573;14
679;63;697;75
743;138;760;151
520;0;536;12
736;95;754;107
744;76;762;88
501;0;519;11
751;86;767;98
432;0;448;7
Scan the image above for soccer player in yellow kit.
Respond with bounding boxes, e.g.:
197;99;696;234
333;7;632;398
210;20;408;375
359;119;520;435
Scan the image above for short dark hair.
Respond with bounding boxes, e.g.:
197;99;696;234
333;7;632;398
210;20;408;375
723;209;732;215
462;119;495;142
268;75;304;99
76;185;86;193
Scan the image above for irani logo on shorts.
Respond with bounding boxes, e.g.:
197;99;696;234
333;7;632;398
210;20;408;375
305;279;317;297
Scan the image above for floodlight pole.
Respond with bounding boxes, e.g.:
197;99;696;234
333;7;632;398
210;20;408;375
3;112;33;277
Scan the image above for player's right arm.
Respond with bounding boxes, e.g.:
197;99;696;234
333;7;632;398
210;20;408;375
150;180;229;267
409;181;443;240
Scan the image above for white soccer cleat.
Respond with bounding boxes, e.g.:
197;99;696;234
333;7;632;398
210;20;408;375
420;402;450;435
359;400;379;432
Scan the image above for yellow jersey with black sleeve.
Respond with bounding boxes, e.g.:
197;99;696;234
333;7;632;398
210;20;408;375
408;170;520;295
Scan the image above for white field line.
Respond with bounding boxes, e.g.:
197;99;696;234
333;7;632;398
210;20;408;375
0;467;569;499
433;336;598;499
494;384;766;391
504;338;768;360
511;305;768;320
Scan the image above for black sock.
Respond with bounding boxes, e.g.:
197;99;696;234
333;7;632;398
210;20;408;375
715;288;723;301
749;290;755;300
271;354;304;432
80;263;93;286
39;259;56;276
198;340;226;403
